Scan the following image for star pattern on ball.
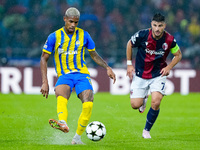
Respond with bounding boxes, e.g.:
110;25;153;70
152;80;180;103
89;122;94;127
97;123;104;130
91;130;98;137
99;134;105;139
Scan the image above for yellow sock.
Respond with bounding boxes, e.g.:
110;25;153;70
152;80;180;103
76;102;93;135
57;96;68;123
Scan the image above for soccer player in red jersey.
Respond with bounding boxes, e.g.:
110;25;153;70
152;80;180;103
126;13;182;138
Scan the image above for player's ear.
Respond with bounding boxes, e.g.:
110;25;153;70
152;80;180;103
63;16;67;22
151;21;153;27
164;22;166;28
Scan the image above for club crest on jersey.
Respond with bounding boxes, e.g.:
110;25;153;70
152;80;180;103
76;40;80;46
162;43;168;50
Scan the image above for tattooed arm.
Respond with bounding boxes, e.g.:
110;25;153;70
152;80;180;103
89;51;116;83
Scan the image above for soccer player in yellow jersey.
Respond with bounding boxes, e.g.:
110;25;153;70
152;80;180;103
40;7;116;144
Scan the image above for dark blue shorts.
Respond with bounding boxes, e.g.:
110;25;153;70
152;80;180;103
55;72;93;95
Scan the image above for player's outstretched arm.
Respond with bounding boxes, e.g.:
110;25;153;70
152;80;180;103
160;49;182;76
89;51;116;84
40;52;50;98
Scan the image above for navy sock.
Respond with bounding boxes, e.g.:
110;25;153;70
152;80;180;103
144;107;160;131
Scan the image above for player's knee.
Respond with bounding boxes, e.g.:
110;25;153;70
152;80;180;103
55;85;71;98
130;101;139;109
55;92;67;99
79;90;94;102
55;91;60;97
82;98;94;103
130;98;142;109
151;100;161;110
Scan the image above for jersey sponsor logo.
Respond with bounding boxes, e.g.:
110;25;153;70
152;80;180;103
65;50;78;55
145;48;165;56
58;48;64;54
58;48;78;55
162;43;168;50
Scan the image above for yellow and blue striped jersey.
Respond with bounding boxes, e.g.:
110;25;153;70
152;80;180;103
43;27;95;77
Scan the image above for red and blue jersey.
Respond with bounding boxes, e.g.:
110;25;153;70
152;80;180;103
131;28;179;79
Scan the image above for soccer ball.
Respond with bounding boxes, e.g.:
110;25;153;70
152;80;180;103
86;121;106;141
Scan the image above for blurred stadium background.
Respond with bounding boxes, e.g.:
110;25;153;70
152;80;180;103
0;1;200;149
0;0;200;94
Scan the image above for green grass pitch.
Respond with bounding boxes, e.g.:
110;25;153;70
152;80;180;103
0;93;199;150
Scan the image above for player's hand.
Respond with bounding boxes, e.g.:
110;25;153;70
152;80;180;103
160;67;170;77
106;67;116;84
40;82;49;99
126;65;135;80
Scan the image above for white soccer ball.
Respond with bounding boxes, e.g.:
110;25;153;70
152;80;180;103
86;121;106;141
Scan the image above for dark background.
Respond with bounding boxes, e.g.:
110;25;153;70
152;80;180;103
0;0;200;69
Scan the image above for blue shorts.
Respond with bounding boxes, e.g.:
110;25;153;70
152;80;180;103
55;72;93;95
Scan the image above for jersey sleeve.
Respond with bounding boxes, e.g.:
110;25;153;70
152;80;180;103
42;32;56;54
84;31;95;51
130;31;141;47
131;29;148;47
170;38;180;54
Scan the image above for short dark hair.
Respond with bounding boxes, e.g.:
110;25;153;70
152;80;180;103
152;13;165;22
